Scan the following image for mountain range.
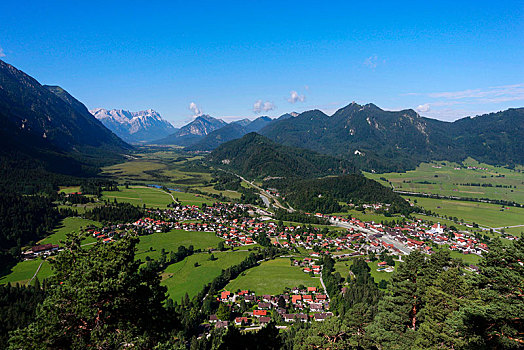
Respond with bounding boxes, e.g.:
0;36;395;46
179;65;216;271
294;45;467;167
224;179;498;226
153;114;227;146
0;59;131;189
91;108;176;143
258;103;524;172
186;116;273;151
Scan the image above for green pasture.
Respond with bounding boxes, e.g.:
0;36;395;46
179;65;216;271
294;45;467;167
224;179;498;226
58;186;81;194
162;251;250;301
225;258;321;295
0;259;51;285
368;260;394;283
136;229;223;260
39;217;100;245
366;158;524;204
171;191;215;206
101;186;174;208
409;196;524;229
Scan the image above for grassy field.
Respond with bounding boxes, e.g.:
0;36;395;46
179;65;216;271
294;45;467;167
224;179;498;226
101;150;213;189
225;258;321;295
0;259;51;285
366;158;524;204
2;217;103;285
58;186;81;194
162;251;250;301
193;185;242;200
331;210;406;225
408;196;524;229
441;248;482;265
368;260;394;283
136;229;223;260
172;191;215;206
101;186;175;208
101;186;214;208
38;217;100;245
334;260;353;280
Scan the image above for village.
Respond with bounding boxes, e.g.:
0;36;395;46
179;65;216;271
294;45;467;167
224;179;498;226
20;200;507;331
23;200;498;269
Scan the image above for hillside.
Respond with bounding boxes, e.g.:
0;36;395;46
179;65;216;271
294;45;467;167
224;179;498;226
0;60;131;191
206;132;356;178
265;175;412;214
153;115;226;146
91;108;176;143
259;103;524;171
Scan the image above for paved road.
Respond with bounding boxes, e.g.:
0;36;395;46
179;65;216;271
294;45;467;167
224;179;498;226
330;218;412;255
236;174;293;212
259;194;271;208
319;271;330;301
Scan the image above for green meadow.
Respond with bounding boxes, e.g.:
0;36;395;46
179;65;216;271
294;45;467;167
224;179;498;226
100;150;213;190
366;158;524;204
408;196;524;229
101;186;214;208
136;229;223;260
0;259;52;286
225;258;321;295
38;217;100;245
162;251;250;301
101;186;175;208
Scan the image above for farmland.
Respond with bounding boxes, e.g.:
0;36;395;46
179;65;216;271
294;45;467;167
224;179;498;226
225;258;321;295
136;229;224;260
161;251;251;301
407;196;524;230
0;259;51;286
366;158;524;204
100;150;213;189
101;186;175;208
38;217;100;245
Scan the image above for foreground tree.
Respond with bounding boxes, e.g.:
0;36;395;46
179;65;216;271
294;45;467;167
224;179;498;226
450;239;524;349
9;234;175;349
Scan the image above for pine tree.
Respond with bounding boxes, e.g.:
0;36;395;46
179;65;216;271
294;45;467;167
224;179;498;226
8;233;175;349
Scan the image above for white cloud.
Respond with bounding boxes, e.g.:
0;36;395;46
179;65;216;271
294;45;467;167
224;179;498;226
364;55;378;69
411;83;524;102
0;46;5;58
407;83;524;120
416;103;430;113
253;100;276;114
189;102;202;117
288;90;305;104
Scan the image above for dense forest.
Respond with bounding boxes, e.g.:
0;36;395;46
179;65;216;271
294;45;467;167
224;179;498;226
0;193;62;274
207;133;356;179
84;202;144;223
266;174;413;214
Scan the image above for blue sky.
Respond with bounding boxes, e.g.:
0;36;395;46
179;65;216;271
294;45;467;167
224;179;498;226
1;1;523;126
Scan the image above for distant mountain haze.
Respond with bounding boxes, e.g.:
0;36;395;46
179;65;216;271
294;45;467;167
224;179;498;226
91;108;176;143
187;115;275;151
152;114;227;146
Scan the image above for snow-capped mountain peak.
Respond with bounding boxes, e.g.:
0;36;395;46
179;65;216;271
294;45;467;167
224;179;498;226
90;108;176;143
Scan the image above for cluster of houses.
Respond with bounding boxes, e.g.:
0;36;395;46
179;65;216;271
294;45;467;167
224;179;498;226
208;287;332;329
23;243;60;259
326;214;490;258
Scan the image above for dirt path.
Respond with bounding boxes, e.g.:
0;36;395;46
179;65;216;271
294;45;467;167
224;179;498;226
28;261;44;284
